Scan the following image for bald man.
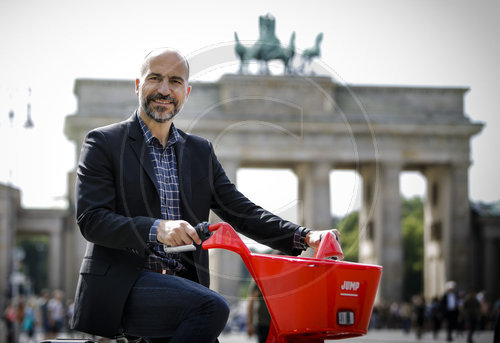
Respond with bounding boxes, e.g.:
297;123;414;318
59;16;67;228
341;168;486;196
71;48;333;342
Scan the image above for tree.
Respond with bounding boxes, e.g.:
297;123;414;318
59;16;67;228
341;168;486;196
17;235;49;294
335;211;359;262
401;197;424;301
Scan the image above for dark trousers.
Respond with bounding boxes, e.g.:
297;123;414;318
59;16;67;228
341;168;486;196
445;310;458;341
256;325;270;343
121;271;229;343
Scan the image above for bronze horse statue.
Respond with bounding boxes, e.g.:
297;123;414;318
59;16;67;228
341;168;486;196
298;32;324;73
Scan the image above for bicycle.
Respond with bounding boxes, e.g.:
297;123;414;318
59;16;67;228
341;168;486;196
41;222;382;343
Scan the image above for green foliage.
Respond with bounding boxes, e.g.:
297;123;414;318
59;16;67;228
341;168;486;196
16;235;49;294
335;211;359;262
402;197;424;300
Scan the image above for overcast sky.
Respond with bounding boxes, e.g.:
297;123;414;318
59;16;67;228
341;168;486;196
0;0;498;217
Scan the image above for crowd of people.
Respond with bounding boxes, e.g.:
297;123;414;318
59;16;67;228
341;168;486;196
2;289;74;343
368;285;499;342
2;284;499;343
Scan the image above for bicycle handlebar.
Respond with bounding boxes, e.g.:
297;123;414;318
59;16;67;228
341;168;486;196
163;222;212;253
164;222;343;260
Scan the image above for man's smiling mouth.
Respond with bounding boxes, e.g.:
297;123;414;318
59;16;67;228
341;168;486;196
149;94;177;106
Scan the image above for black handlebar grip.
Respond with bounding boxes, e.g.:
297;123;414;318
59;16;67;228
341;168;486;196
195;222;211;241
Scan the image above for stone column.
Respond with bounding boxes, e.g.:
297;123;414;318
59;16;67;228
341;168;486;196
48;224;63;291
359;162;403;302
424;163;472;298
295;162;331;230
423;165;450;298
448;163;472;291
209;159;241;304
0;186;20;312
358;164;377;265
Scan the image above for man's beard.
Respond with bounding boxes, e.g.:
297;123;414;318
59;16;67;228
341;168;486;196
141;94;179;123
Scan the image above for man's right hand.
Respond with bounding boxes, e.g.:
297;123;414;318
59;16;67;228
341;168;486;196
156;220;202;247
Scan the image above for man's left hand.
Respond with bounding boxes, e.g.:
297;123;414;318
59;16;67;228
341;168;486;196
305;229;341;249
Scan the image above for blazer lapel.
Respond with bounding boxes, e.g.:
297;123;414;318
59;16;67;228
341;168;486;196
127;115;159;193
175;133;193;214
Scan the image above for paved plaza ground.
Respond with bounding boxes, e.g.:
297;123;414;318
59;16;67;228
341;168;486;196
218;329;495;343
2;325;494;343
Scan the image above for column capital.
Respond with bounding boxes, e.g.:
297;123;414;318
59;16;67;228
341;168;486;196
450;161;472;169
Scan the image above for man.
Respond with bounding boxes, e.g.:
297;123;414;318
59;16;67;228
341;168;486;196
71;47;336;342
462;290;480;343
246;280;271;343
441;281;459;342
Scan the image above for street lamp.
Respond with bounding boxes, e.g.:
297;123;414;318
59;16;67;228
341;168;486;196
24;88;34;129
7;88;34;129
8;109;14;125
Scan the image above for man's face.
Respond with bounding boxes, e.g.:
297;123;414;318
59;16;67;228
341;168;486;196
136;51;191;123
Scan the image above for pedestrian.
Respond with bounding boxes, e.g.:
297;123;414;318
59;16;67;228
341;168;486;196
369;305;380;329
441;281;459;342
3;300;17;343
70;47;340;342
463;290;480;343
389;302;401;329
21;297;37;343
246;280;271;343
47;290;65;338
400;302;411;334
457;290;466;338
429;296;442;339
412;294;426;340
38;289;51;339
477;291;490;330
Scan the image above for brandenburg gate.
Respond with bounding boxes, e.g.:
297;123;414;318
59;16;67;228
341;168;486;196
65;74;482;302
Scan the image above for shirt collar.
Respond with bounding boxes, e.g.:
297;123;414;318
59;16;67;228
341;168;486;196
137;112;180;148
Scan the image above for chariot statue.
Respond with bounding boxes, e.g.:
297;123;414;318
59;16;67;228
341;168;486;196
234;14;323;75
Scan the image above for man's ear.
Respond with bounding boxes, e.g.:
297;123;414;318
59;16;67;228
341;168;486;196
135;79;140;95
186;85;192;98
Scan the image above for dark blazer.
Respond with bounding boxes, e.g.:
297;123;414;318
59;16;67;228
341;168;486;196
71;113;302;338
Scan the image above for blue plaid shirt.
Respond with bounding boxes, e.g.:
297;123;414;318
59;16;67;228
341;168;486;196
138;114;185;273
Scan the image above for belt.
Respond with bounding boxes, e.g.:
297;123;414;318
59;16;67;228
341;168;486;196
150;268;177;276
